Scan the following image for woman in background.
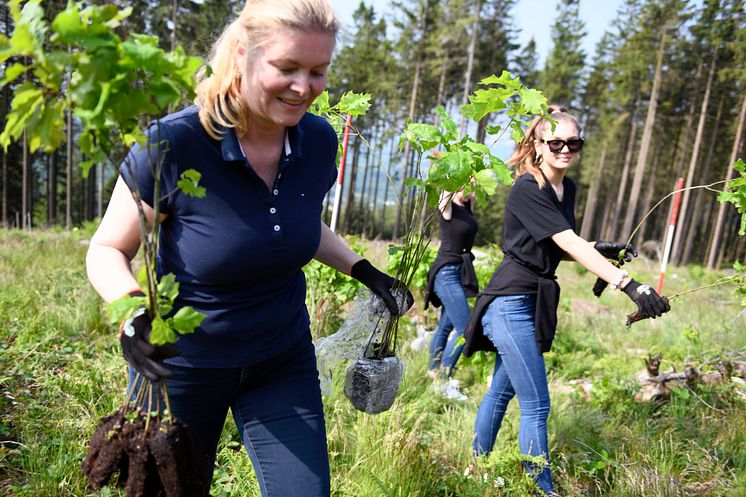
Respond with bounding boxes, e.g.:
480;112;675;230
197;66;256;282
424;189;479;400
463;105;668;495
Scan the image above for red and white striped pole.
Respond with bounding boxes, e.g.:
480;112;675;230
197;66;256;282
657;177;685;294
330;114;353;233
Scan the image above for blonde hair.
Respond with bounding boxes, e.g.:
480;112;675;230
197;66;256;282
506;104;581;189
195;0;340;139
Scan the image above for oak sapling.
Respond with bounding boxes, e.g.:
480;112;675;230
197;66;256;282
342;72;550;413
0;1;209;494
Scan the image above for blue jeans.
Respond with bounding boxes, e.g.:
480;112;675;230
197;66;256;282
127;334;329;497
473;294;553;495
429;263;471;376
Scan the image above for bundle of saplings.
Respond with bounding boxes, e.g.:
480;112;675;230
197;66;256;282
83;374;211;496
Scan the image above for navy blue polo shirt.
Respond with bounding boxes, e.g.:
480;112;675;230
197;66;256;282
120;106;338;367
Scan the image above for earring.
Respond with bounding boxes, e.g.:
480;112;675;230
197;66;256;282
535;152;543;164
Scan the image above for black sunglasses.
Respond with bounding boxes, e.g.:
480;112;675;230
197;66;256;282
541;138;584;153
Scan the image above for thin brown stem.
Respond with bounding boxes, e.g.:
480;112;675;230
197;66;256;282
145;382;153;434
162;381;174;424
626;180;728;246
668;277;737;300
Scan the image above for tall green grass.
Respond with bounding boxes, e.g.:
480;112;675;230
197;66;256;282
1;229;745;496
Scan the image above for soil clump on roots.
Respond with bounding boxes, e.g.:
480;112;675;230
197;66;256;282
83;401;210;496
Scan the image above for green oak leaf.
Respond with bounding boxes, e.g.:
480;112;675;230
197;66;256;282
157;273;179;303
336;92;372;117
178;169;206;198
475;169;499;195
435;106;458;142
169;306;206;335
0;62;27;86
150;316;177;345
518;87;547;115
400;122;442;153
108;293;147;324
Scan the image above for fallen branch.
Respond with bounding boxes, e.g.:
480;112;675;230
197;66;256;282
634;354;746;403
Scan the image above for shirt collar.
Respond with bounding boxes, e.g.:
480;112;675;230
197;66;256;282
219;116;306;162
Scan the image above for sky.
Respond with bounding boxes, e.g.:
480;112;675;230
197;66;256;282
330;0;625;66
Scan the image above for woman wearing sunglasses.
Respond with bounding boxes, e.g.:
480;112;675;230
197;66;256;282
462;105;669;495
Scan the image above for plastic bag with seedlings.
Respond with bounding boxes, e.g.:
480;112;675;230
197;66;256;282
315;288;408;414
82;378;211;497
314;289;389;395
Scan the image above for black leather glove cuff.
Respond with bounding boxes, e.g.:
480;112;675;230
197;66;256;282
350;259;386;285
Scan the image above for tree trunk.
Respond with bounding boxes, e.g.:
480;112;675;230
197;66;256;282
672;63;703;178
599;186;615;241
66;110;73;230
707;88;746;269
607;112;638;240
393;59;421;240
368;148;382;237
718;211;740;267
458;0;482;137
21;132;30;229
170;0;178;51
2;146;7;228
2;0;8;227
363;124;383;237
621;33;667;242
343;139;361;234
47;152;55;226
579;140;607;240
682;96;724;264
638;150;660;242
97;162;104;219
434;48;449;122
85;163;96;221
670;50;717;265
381;132;398;238
358;125;376;223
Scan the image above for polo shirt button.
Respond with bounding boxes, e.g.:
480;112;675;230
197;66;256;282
270;207;276;214
273;225;280;232
273;189;279;195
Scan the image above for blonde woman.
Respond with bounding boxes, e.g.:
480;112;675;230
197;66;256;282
86;1;411;494
463;106;668;495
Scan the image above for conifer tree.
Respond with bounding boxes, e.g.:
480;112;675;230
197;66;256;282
540;0;586;108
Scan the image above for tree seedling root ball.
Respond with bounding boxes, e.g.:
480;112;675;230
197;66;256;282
83;406;211;497
344;356;403;414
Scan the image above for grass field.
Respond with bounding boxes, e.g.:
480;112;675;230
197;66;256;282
1;228;745;496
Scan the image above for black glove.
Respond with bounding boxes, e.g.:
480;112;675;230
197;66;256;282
594;240;637;262
622;279;670;319
592;278;609;297
350;259;414;316
120;306;180;382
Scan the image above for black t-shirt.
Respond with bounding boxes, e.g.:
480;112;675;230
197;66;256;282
424;201;480;308
438;201;478;255
485;172;576;294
